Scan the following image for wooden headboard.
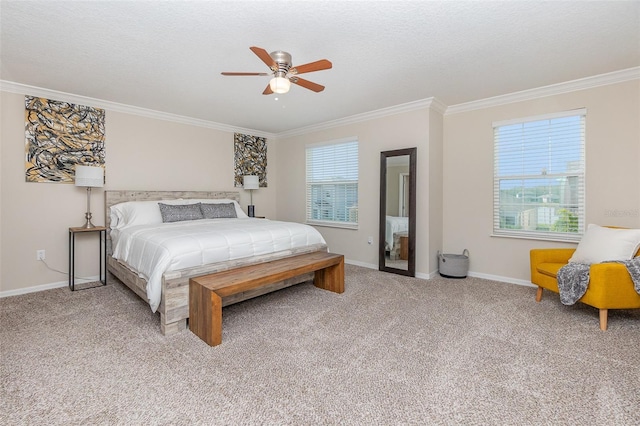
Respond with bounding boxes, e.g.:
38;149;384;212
104;190;240;253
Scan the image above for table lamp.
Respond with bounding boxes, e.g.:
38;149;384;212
243;175;259;217
75;165;104;228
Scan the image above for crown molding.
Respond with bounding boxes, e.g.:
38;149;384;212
276;97;445;138
0;80;275;139
4;66;636;139
427;97;448;115
445;67;640;115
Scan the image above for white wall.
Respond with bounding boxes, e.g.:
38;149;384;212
442;80;640;283
2;77;638;294
428;107;444;274
274;107;440;276
0;91;277;293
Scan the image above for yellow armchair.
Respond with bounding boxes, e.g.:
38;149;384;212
530;247;640;330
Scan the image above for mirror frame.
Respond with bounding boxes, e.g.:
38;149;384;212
379;147;416;276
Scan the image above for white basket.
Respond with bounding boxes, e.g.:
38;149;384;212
437;249;469;278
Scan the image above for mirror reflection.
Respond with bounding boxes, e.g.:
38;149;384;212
379;148;416;276
384;156;410;269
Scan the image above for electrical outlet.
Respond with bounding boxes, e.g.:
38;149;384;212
367;236;373;245
36;250;45;261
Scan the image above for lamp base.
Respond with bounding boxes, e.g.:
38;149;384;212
79;187;97;228
81;212;96;229
247;205;255;218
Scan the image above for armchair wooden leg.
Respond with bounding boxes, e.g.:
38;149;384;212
535;286;543;302
599;309;608;331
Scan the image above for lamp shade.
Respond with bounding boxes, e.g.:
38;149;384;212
269;77;290;94
75;165;104;187
243;175;259;190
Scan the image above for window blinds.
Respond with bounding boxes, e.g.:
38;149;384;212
493;109;586;240
306;140;359;227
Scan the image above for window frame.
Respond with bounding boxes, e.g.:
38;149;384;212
305;138;359;230
492;109;586;242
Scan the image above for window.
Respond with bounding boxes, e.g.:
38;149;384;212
306;139;358;228
493;109;585;241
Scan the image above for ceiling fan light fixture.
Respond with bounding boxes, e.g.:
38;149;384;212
269;76;290;94
222;46;331;95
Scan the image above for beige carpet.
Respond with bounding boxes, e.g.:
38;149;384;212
1;264;639;425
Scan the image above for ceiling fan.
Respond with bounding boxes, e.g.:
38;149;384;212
221;46;332;95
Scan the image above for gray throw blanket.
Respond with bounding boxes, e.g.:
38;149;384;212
557;257;640;305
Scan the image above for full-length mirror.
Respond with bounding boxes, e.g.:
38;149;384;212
379;148;416;276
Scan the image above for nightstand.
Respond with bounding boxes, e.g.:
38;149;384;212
68;226;107;291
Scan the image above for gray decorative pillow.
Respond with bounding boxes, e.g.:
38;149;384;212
158;203;204;223
200;202;237;219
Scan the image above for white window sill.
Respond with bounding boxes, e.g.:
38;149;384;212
491;232;581;244
306;220;358;230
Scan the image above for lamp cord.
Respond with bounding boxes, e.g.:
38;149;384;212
40;259;95;281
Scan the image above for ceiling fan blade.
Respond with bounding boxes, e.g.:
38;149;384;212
290;59;332;75
250;46;276;69
221;72;269;76
290;77;325;92
262;84;274;95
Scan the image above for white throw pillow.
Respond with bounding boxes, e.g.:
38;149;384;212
109;199;185;230
110;198;248;229
569;224;640;264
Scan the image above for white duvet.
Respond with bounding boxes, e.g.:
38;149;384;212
111;218;326;312
385;216;409;250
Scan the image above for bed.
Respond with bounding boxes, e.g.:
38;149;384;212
105;190;328;335
385;215;409;259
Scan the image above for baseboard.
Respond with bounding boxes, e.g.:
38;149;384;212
347;259;440;281
467;271;535;287
0;267;534;298
416;270;438;280
345;259;378;270
0;276;100;298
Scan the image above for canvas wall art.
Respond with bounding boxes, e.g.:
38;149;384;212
25;96;105;183
234;133;267;187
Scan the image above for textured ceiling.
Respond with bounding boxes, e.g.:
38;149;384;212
1;1;639;134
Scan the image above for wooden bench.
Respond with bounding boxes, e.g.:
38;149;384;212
189;251;344;346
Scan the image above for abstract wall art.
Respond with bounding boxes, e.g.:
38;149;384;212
233;133;267;187
25;96;105;183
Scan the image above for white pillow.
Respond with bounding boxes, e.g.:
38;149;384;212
183;199;248;219
109;199;185;230
569;224;640;264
